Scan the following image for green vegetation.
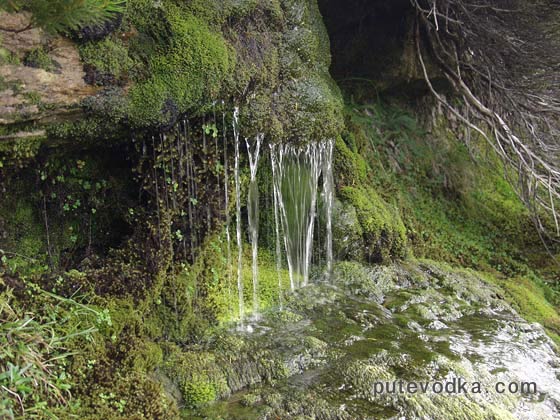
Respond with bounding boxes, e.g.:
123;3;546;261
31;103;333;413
337;99;560;343
0;287;101;418
127;5;235;126
80;39;132;83
0;47;20;65
23;48;55;72
338;100;554;275
484;274;560;344
1;0;559;418
339;185;407;262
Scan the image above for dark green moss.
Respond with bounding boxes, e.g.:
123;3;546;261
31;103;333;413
24;47;56;72
340;186;407;263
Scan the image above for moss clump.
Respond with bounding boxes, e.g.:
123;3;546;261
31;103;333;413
163;345;228;408
334;135;369;185
340;186;407;263
127;5;235;127
80;38;133;84
23;47;56;72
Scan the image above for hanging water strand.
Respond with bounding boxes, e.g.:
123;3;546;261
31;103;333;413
270;141;329;289
233;108;244;321
323;139;334;278
246;133;263;318
271;146;284;308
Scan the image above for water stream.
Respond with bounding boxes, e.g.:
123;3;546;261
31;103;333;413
270;141;333;290
225;107;334;319
246;133;263;318
322;139;334;278
222;105;233;315
233;108;244;321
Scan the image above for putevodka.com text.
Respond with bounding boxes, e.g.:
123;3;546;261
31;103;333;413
371;378;537;396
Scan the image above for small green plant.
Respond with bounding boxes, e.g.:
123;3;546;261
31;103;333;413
23;91;42;105
24;48;55;72
0;47;20;65
202;123;218;138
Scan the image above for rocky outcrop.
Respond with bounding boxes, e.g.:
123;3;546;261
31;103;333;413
0;12;96;132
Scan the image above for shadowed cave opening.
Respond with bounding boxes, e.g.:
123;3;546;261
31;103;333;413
317;0;432;97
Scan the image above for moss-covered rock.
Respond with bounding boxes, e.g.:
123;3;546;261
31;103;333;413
332;199;364;261
339;185;407;263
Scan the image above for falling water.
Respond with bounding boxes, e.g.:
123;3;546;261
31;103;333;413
233;108;244;320
246;134;263;318
270;141;331;289
271;155;284;308
323;139;334;277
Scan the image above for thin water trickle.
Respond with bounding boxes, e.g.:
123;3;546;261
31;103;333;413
323;139;334;278
246;134;263;318
233;108;244;321
271;147;284;308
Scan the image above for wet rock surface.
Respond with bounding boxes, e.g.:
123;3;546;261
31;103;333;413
183;261;560;419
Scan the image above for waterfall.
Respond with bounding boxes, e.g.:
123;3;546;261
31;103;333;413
270;140;333;289
233;108;244;321
246;134;263;318
272;159;284;308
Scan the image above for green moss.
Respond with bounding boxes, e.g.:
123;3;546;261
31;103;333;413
0;135;44;169
0;189;48;275
24;47;55;71
163;345;228;408
80;38;133;82
46;118;123;142
484;275;560;345
334;135;368;185
145;222;291;329
127;5;235;126
340;186;407;262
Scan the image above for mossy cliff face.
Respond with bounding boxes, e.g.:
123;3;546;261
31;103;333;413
1;1;560;419
0;1;342;417
0;0;342;138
